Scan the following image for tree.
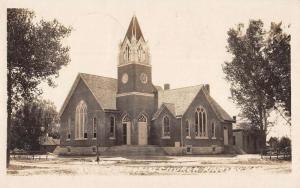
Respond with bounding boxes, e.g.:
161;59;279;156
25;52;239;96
265;22;291;117
222;20;290;148
11;99;59;151
278;136;291;150
7;8;71;167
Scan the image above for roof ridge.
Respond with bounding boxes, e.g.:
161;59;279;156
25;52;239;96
79;72;117;80
159;84;203;92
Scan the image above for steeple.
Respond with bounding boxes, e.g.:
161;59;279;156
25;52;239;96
124;15;144;42
119;15;150;66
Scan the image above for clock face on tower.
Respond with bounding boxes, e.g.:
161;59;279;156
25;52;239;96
121;73;128;84
140;73;148;84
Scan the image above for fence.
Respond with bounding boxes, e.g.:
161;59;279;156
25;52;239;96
261;146;291;160
10;150;50;160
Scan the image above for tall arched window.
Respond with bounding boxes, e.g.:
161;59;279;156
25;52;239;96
93;117;97;139
138;45;144;61
186;120;190;138
110;116;116;138
67;118;71;140
163;116;170;137
75;100;87;139
125;45;130;62
195;107;207;137
211;122;216;138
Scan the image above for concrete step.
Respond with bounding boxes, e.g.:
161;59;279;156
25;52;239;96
102;145;167;156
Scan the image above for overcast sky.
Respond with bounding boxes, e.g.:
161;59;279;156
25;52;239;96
4;0;295;138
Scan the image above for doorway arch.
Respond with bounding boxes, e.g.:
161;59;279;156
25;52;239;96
122;114;131;145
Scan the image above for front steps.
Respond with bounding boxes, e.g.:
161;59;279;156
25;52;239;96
224;145;246;154
101;145;167;156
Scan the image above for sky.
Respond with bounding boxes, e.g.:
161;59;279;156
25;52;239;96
3;0;296;138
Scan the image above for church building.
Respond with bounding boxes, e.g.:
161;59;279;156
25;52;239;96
58;16;235;155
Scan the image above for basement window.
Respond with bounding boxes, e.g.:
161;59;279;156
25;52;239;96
186;145;192;154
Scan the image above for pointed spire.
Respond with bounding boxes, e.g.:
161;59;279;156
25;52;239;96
124;15;144;42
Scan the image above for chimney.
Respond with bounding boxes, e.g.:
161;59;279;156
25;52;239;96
233;116;236;122
204;84;210;94
164;84;170;90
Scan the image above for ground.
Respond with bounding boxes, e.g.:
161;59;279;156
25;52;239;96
7;154;291;175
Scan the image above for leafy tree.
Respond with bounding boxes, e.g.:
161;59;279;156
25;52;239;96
7;8;71;167
265;22;291;117
11;99;59;151
223;20;290;148
278;136;291;150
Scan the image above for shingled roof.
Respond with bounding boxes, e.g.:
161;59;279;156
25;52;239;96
59;73;117;116
157;85;234;122
152;103;176;120
158;85;204;116
124;15;144;42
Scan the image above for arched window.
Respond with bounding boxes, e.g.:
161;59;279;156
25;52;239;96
163;116;170;137
125;45;130;62
211;122;216;138
186;120;190;138
67;118;71;140
93;117;97;139
138;45;144;61
195;107;207;137
75;100;87;139
110;116;116;138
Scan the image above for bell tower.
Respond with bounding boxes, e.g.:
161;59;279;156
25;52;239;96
117;15;153;94
116;15;156;145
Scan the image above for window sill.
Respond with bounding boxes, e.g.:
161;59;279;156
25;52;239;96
109;137;116;140
66;139;71;141
161;136;171;139
92;138;97;140
186;136;191;139
195;136;209;139
211;137;217;139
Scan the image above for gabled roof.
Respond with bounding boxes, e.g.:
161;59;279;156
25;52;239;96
202;88;234;122
157;85;234;122
152;103;176;120
59;73;117;117
158;85;204;116
124;15;144;42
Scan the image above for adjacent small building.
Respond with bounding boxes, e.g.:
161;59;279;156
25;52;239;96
39;134;60;153
232;122;263;154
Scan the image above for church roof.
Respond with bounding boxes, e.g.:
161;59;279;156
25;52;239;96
158;85;204;117
124;15;144;42
157;85;234;122
59;73;117;117
204;91;234;122
152;103;176;120
80;73;117;110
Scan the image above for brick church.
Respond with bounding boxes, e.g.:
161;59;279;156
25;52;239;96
59;15;235;155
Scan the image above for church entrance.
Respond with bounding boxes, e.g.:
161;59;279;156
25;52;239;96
122;115;131;145
138;114;148;145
